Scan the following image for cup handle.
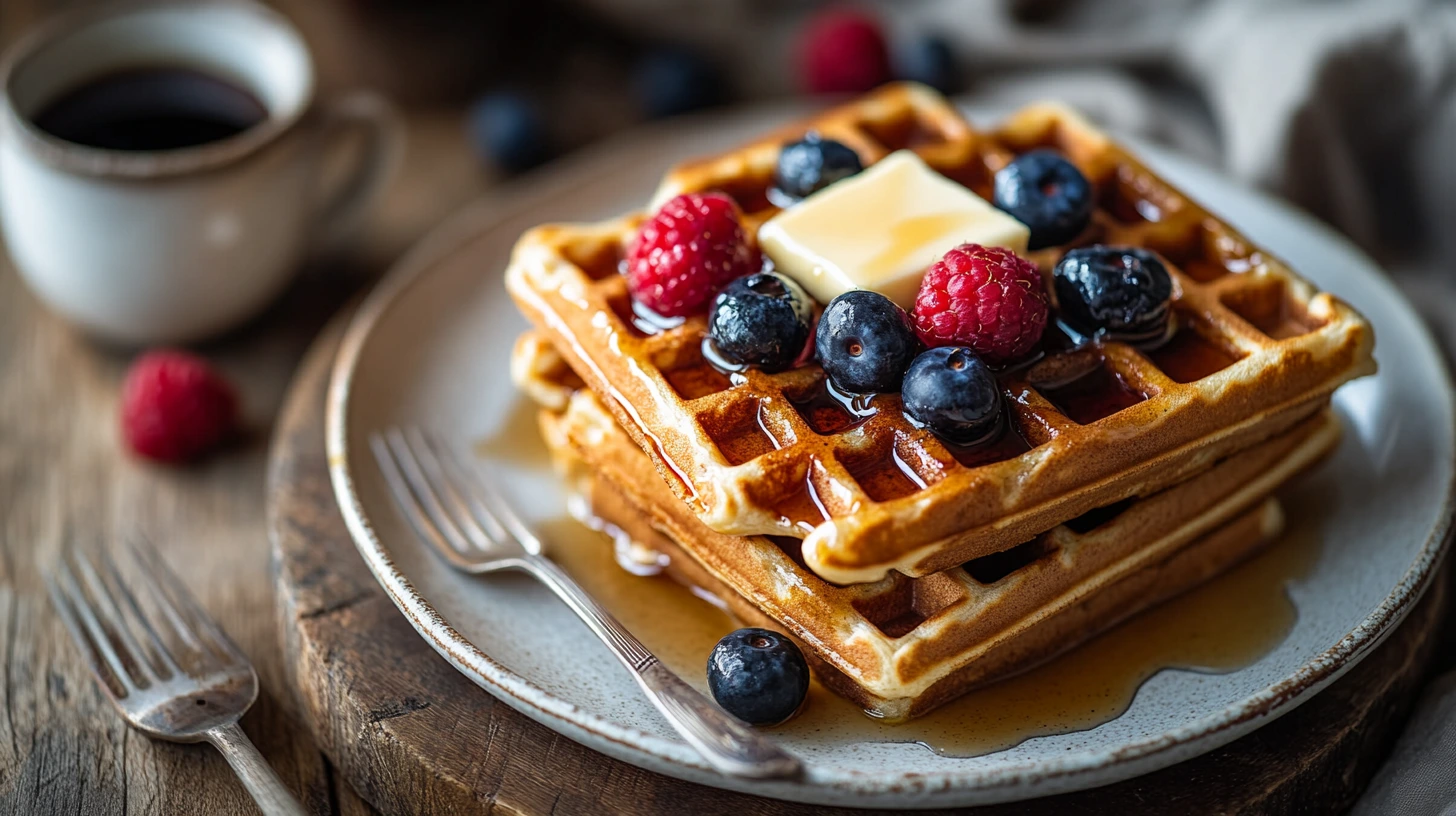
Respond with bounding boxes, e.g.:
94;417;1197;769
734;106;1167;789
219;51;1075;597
313;90;405;251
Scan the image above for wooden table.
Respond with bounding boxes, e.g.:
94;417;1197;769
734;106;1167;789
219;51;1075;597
0;8;1451;811
0;91;491;812
2;109;1452;812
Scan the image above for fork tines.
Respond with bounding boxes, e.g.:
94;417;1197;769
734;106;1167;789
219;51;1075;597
46;541;246;697
369;426;540;570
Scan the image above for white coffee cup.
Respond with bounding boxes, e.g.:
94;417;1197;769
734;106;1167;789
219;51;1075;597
0;0;402;345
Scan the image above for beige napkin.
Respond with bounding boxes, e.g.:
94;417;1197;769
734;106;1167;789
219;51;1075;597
574;0;1456;809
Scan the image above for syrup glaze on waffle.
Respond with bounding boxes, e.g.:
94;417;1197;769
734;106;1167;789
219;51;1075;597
505;83;1374;584
520;332;1338;720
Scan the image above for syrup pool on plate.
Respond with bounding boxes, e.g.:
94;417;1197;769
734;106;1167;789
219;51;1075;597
478;402;1322;757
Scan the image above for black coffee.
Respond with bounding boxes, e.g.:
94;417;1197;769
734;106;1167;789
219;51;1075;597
33;67;267;151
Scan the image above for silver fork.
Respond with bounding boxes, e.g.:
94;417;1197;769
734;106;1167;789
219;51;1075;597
370;426;802;780
45;541;307;816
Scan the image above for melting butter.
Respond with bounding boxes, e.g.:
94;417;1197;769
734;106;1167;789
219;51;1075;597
759;150;1029;309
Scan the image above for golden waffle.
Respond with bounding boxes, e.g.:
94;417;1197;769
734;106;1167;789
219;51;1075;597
516;331;1338;721
505;83;1374;584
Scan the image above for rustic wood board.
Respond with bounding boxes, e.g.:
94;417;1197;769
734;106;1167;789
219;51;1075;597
269;301;1450;816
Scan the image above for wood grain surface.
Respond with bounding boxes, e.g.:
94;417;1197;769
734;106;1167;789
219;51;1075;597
267;306;1450;816
0;4;489;812
1;2;1452;814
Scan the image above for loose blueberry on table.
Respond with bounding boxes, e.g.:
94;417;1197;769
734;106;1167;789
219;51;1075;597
902;346;1006;445
992;149;1094;250
815;290;920;394
771;134;864;205
708;628;810;726
1053;246;1174;344
707;271;815;371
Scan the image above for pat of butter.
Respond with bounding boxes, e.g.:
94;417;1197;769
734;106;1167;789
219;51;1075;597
758;150;1030;310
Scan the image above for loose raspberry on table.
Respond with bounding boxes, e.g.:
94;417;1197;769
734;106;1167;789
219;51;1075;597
799;9;891;95
912;243;1048;364
626;192;760;318
121;350;239;463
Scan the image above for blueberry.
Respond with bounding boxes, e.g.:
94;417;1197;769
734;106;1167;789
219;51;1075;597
896;36;957;93
635;48;722;118
708;271;814;371
902;347;1004;444
993;149;1094;250
467;92;547;172
815;290;920;394
707;628;810;725
772;134;863;204
1053;246;1174;343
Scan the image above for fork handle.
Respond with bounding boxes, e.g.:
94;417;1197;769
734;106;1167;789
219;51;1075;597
525;555;802;779
205;723;309;816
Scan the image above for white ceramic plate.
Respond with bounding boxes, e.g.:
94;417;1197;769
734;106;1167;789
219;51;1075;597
326;106;1454;808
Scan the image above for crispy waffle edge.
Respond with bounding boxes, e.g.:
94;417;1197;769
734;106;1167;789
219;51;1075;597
503;83;1374;586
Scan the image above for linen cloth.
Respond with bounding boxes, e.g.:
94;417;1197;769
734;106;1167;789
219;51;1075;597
577;0;1456;809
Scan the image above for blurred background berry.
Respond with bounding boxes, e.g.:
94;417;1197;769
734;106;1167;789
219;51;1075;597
798;9;891;94
467;91;549;172
634;47;723;117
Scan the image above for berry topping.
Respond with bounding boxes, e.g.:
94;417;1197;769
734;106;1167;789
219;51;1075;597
896;36;957;93
772;134;864;205
708;271;815;371
799;10;891;95
707;628;810;726
467;92;548;173
627;192;760;317
1053;246;1174;343
121;350;238;463
901;347;1005;445
815;290;919;393
635;48;721;118
992;149;1094;250
912;243;1048;364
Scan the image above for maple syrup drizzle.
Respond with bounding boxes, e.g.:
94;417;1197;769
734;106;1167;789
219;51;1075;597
473;394;550;465
629;298;686;336
539;493;1318;757
1038;362;1148;425
786;377;877;435
1148;325;1242;384
486;398;1319;759
862;212;969;280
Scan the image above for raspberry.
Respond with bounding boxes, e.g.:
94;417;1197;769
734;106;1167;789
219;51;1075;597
121;350;239;463
627;192;759;318
912;244;1048;364
799;10;890;95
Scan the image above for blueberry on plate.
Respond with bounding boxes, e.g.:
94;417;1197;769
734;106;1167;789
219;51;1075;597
772;134;864;204
1053;246;1174;343
993;149;1094;250
708;271;814;371
902;346;1004;445
707;628;810;726
815;290;920;394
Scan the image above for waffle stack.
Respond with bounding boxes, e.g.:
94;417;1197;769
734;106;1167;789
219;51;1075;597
505;84;1374;720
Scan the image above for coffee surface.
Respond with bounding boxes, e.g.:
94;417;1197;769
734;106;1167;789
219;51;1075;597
33;66;267;151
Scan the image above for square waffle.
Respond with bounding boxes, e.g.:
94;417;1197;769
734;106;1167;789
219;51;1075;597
514;331;1339;721
505;83;1374;585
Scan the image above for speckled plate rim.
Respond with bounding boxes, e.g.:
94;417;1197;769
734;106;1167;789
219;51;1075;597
324;106;1455;808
